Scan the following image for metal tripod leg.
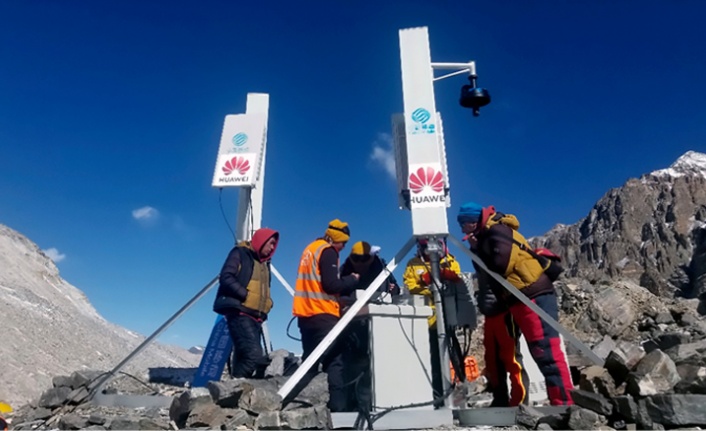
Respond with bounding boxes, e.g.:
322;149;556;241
261;322;273;355
271;264;295;296
277;236;417;400
88;275;221;399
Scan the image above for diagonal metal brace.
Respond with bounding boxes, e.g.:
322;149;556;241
87;275;221;400
447;235;604;367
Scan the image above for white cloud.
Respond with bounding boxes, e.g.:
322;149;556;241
43;247;66;263
370;133;396;181
132;206;160;223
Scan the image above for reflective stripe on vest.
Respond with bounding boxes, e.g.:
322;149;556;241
292;239;341;318
294;290;338;301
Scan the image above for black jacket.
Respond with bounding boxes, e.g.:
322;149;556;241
319;247;358;296
339;255;399;305
472;261;508;317
213;246;271;320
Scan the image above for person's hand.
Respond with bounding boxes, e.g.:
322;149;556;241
441;269;461;282
421;271;431;285
467;234;478;248
351;272;360;280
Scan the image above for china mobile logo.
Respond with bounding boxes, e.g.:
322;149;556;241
232;132;248;147
409;107;435;134
222;156;251;175
409;167;444;193
411;108;431;123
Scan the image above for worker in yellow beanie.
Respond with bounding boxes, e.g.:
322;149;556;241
324;218;351;243
341;241;400;306
338;240;400;412
289;219;359;412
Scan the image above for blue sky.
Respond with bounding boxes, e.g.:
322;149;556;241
2;1;706;355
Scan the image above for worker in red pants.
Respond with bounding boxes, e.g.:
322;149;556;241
483;310;529;406
458;202;574;406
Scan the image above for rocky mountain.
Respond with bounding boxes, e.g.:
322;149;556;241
0;224;201;409
534;150;706;301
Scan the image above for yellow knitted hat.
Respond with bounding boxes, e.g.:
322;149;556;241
325;219;350;243
351;241;371;256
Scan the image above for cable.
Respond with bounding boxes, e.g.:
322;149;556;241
218;188;236;243
353;371;373;431
378;257;402;299
248;192;255;240
115;371;161;394
365;384;457;430
286;316;301;342
418;250;470;385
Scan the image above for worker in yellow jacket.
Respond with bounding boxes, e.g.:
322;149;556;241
402;239;462;406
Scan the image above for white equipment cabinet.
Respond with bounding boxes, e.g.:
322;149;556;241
364;302;434;409
331;302;453;430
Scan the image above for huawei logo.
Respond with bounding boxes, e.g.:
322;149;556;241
222;156;251;175
409;167;444;193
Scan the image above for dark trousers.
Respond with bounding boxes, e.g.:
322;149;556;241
225;312;265;378
509;292;574;405
484;311;530;406
342;319;372;413
298;315;347;412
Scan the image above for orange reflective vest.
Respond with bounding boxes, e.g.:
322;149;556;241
292;239;341;318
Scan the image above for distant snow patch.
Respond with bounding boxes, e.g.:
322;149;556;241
651;150;706;179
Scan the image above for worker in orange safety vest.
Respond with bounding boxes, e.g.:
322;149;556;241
290;219;360;412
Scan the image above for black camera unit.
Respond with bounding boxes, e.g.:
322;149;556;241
459;74;491;116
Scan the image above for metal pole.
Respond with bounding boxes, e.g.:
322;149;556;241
430;61;475;70
261;321;273;355
447;235;604;366
88;275;221;398
271;264;295;296
277;236;417;400
235;187;253;242
426;238;452;408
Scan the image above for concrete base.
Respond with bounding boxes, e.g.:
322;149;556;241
456;405;569;427
331;408;453;430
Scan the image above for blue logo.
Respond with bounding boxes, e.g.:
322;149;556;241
232;133;248;147
410;108;435;135
411;108;431;124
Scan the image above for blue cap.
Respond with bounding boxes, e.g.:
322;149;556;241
457;201;483;224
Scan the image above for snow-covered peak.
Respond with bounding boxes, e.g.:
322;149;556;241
651;151;706;178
